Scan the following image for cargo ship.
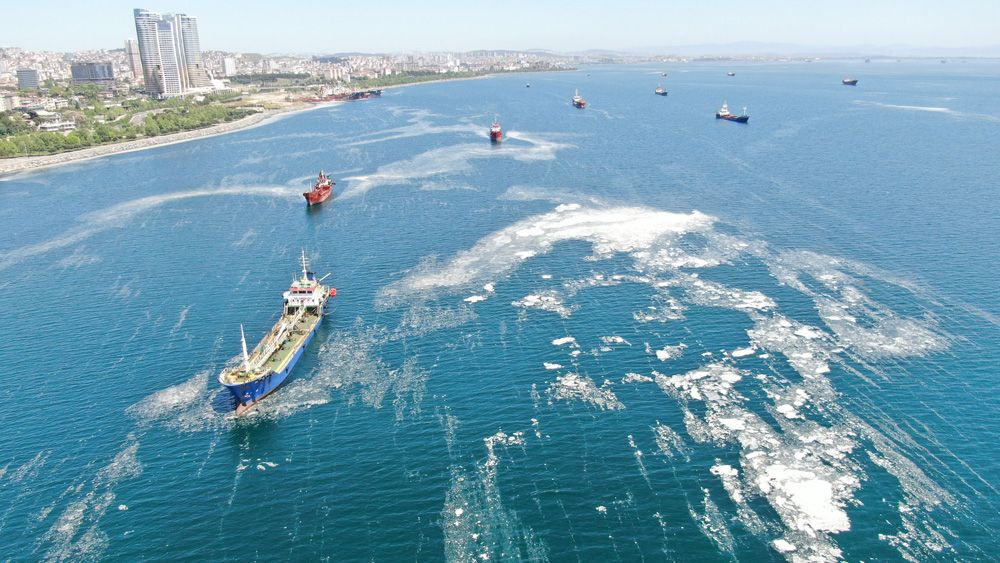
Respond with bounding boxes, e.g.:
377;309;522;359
716;102;749;123
842;77;859;86
350;89;382;101
219;251;336;416
572;89;586;108
303;171;334;206
655;85;668;96
489;118;503;143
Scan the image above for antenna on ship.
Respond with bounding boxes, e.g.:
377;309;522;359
300;248;309;279
240;324;250;370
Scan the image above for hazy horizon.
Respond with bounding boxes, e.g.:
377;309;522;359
3;0;1000;56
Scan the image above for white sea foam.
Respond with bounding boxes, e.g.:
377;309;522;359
0;185;297;271
341;132;570;199
379;204;713;303
547;373;624;410
40;437;142;561
512;291;574;317
551;336;577;346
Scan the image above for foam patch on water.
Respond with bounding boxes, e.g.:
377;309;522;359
40;436;142;561
547;373;624;410
512;291;574;317
0;185;298;271
443;426;546;562
341;132;570;199
379;204;713;304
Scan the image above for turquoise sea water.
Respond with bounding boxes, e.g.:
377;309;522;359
1;61;999;561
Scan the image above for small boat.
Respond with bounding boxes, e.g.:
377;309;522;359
654;85;668;96
727;71;736;77
489;117;503;144
842;77;859;86
526;83;530;88
572;89;586;108
661;72;668;77
716;101;749;123
303;171;334;206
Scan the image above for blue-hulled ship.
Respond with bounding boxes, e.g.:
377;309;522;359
219;250;336;415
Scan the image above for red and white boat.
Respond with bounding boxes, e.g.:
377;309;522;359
303;171;334;206
572;89;586;108
489;118;503;143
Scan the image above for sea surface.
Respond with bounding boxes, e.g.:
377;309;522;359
2;61;999;561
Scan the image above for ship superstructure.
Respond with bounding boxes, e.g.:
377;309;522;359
219;250;336;415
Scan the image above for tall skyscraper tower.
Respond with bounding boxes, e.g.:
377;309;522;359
173;14;210;88
132;8;210;96
124;39;143;82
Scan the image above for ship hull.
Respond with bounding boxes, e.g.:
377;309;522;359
222;315;321;415
842;80;858;86
573;101;586;108
303;190;332;206
490;132;502;143
716;114;749;123
655;91;668;96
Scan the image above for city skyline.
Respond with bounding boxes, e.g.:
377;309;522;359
1;0;1000;56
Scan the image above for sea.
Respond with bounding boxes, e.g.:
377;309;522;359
1;61;999;561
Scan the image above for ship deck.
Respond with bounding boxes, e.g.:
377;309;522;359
222;312;321;384
261;313;320;373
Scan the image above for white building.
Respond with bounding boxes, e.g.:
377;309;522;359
222;57;237;77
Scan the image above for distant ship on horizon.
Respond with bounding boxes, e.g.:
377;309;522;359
842;77;859;86
655;85;668;96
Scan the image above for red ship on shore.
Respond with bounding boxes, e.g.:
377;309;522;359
303;171;334;206
489;118;503;143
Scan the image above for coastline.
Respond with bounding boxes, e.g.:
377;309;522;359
0;73;503;178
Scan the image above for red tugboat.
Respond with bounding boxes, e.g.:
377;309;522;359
572;89;586;108
303;171;334;206
489;117;503;143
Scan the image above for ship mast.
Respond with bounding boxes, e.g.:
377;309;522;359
240;324;250;370
300;248;310;279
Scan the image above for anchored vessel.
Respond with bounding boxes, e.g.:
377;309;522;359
349;89;382;101
655;85;668;96
303;171;334;206
727;71;736;76
842;77;859;86
219;251;336;415
489;118;503;143
716;102;749;123
572;89;586;108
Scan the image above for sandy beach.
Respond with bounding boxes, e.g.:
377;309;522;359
0;74;496;178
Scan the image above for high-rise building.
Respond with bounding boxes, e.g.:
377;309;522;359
172;14;210;88
133;8;210;97
16;68;40;90
124;39;143;82
71;62;116;89
222;57;237;77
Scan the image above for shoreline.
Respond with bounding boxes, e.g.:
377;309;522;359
0;71;521;178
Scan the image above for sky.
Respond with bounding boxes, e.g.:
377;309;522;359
2;0;999;54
